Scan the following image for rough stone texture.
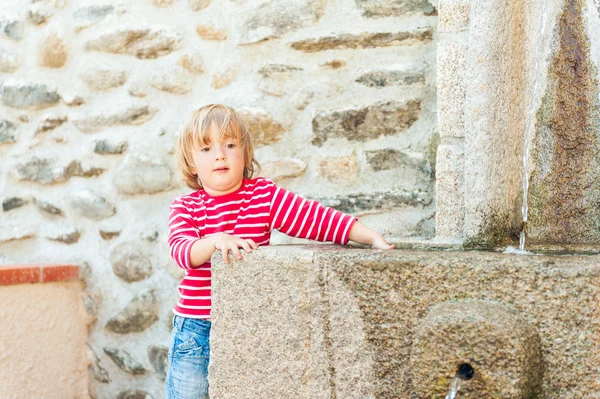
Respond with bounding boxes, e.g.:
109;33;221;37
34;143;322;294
438;41;467;139
0;47;19;72
312;100;421;146
0;225;35;242
70;189;116;219
411;300;542;399
291;29;434;52
103;348;146;375
85;28;182;59
74;5;115;32
34;198;63;215
73;105;157;133
239;109;285;147
366;148;428;173
356;69;425;88
34;114;67;135
15;158;104;185
89;349;110;383
196;24;228;40
113;154;173;194
0;12;23;41
105;290;159;334
178;52;204;74
94;139;128;154
149;67;193;94
80;66;128;91
240;0;326;44
259;64;303;79
260;158;307;182
0;119;17;145
436;144;464;237
526;0;600;247
1;81;60;110
448;0;529;247
110;242;153;282
211;68;237;89
151;0;177;7
39;31;68;68
99;222;122;240
189;0;211;11
439;0;470;32
318;155;358;182
63;94;85;107
45;225;81;244
27;4;53;25
148;346;168;380
117;391;153;399
211;247;600;399
2;197;28;211
356;0;436;17
316;190;431;214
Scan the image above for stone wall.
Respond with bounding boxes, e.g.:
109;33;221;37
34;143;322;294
0;0;438;397
211;246;600;399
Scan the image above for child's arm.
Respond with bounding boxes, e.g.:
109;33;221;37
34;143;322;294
190;234;258;266
348;221;395;250
268;184;393;250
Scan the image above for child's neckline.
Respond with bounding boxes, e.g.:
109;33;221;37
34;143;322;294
199;179;250;201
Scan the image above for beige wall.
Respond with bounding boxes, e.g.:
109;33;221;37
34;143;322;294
0;281;89;399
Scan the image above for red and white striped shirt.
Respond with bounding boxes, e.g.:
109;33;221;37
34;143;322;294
167;177;357;320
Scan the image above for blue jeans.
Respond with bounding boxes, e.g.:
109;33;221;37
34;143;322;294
165;315;211;399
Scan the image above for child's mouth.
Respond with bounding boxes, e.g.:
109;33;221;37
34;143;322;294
214;167;229;172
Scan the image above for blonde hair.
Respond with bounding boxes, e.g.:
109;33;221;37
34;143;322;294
178;104;260;190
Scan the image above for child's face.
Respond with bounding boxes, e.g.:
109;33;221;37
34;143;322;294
191;122;245;196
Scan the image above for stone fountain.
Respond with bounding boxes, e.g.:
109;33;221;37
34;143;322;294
208;0;600;397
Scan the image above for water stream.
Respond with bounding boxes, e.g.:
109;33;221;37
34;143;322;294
520;0;550;251
444;377;461;399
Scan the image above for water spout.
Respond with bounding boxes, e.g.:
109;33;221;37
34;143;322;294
520;0;550;251
444;364;474;399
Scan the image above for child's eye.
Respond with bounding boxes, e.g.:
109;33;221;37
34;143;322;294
200;146;210;152
225;143;236;149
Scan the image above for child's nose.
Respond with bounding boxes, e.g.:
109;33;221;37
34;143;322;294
214;147;225;160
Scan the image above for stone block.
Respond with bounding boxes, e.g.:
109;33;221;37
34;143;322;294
210;246;600;399
437;40;467;139
411;300;542;398
439;0;471;33
435;144;464;237
291;29;434;52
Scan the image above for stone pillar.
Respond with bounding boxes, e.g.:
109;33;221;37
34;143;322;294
435;0;470;238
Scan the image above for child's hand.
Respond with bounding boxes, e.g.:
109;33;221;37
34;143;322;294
213;234;258;264
371;234;395;250
348;221;395;250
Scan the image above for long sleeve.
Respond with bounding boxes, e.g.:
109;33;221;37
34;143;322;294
167;197;201;270
269;185;357;245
